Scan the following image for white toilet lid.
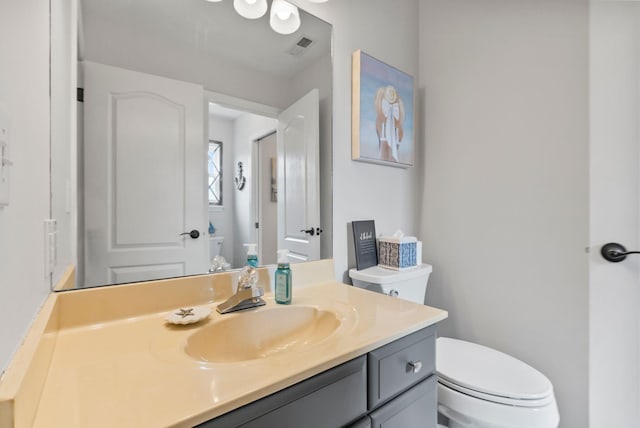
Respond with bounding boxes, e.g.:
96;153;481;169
348;264;432;285
437;337;554;406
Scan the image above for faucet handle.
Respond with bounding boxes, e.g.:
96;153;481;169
237;266;258;291
252;287;265;298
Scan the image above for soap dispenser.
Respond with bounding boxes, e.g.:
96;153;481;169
243;243;259;267
275;249;292;305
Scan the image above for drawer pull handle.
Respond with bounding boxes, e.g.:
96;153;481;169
407;360;422;374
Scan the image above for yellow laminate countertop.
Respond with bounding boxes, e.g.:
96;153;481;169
31;281;446;427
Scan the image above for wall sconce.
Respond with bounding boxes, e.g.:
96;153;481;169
235;161;246;191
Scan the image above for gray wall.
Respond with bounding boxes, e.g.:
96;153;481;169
418;1;589;427
0;0;51;374
81;8;293;110
294;0;423;282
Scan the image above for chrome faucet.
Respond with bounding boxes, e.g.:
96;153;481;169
216;266;266;314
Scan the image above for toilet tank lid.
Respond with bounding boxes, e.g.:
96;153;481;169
436;337;554;401
348;264;432;285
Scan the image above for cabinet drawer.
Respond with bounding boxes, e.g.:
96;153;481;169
200;356;367;428
367;325;436;409
369;376;437;428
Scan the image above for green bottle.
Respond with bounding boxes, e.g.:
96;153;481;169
275;249;292;304
244;243;259;268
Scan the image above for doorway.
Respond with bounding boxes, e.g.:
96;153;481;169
255;132;278;265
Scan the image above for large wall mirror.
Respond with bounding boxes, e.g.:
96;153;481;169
50;0;333;290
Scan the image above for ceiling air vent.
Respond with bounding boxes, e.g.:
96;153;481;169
288;36;314;56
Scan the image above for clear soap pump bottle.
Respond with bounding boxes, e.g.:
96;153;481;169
275;249;292;305
244;243;259;267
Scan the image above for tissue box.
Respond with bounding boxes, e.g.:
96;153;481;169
378;235;418;270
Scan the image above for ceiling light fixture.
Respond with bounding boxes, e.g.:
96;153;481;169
233;0;268;19
269;0;300;35
207;0;307;35
307;0;329;3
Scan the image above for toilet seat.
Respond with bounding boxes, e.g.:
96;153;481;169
438;377;555;407
437;337;554;408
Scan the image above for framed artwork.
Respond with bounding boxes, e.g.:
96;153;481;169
352;50;415;168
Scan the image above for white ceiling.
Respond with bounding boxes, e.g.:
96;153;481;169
209;102;245;120
80;0;332;78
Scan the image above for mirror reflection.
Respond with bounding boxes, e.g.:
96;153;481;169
50;0;332;290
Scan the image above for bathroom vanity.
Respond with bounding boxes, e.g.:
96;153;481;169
0;260;446;428
202;326;436;428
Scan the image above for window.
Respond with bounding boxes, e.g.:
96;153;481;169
208;141;222;206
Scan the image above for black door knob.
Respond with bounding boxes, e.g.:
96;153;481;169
601;242;640;263
180;230;200;239
300;228;315;236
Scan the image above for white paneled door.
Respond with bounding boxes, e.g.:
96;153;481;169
277;89;320;263
83;61;207;287
589;2;640;426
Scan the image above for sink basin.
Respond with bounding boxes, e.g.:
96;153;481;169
185;306;343;363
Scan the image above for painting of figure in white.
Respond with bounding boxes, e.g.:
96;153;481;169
375;85;405;162
352;50;414;167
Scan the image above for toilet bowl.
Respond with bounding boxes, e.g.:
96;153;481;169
348;264;559;428
437;337;559;428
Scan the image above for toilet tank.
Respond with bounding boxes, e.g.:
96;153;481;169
348;264;432;305
209;236;224;258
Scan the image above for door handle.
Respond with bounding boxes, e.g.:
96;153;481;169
300;228;315;236
180;230;200;239
601;242;640;263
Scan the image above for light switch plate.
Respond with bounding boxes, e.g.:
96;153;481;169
0;107;10;207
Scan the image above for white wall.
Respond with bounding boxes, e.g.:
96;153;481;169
0;0;51;374
208;115;236;265
589;1;640;426
50;0;77;286
418;1;589;427
293;0;422;282
231;113;277;267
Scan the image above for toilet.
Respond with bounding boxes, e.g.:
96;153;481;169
349;264;559;428
209;236;224;258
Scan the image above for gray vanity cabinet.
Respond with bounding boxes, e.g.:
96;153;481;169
347;416;372;428
199;356;367;428
368;377;436;428
367;326;436;409
198;325;437;428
